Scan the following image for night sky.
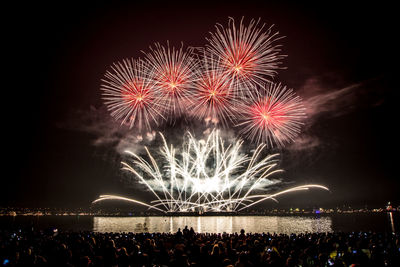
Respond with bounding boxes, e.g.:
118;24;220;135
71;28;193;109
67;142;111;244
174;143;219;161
3;1;398;209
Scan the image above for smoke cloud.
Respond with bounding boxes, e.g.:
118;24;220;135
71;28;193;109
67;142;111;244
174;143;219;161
287;75;385;152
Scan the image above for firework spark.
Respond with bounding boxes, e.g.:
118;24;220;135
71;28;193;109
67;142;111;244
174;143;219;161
237;83;306;147
143;43;199;118
189;53;239;126
101;58;164;131
206;17;285;98
93;129;327;212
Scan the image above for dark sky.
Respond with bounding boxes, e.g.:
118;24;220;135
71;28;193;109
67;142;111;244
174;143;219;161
3;1;398;209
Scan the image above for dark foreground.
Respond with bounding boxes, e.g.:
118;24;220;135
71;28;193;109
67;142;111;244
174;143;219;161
1;227;399;267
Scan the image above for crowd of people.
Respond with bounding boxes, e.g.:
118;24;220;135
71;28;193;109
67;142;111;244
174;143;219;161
1;226;399;266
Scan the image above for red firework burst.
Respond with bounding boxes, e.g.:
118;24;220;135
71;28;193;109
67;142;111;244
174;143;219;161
190;54;239;126
206;17;285;98
143;43;199;118
101;58;164;131
237;83;305;147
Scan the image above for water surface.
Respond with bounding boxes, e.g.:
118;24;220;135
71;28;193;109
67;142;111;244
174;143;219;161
93;216;332;234
1;213;398;234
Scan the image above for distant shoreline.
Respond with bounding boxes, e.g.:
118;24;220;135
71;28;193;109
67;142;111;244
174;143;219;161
1;211;398;217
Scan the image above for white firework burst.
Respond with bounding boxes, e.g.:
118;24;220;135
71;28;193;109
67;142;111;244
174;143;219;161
93;129;328;212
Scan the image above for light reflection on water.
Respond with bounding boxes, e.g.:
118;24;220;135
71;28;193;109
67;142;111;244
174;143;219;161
93;216;332;234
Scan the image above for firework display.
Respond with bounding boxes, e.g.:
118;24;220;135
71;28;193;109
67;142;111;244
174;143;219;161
143;43;198;118
237;83;306;147
93;130;328;212
189;52;238;126
205;17;285;98
96;17;328;212
101;17;294;146
101;58;164;131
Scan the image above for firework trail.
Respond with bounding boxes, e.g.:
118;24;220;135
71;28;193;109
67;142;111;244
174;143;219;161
237;83;306;147
92;129;328;212
101;58;164;131
93;184;329;213
206;17;285;98
143;43;199;118
189;52;239;126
